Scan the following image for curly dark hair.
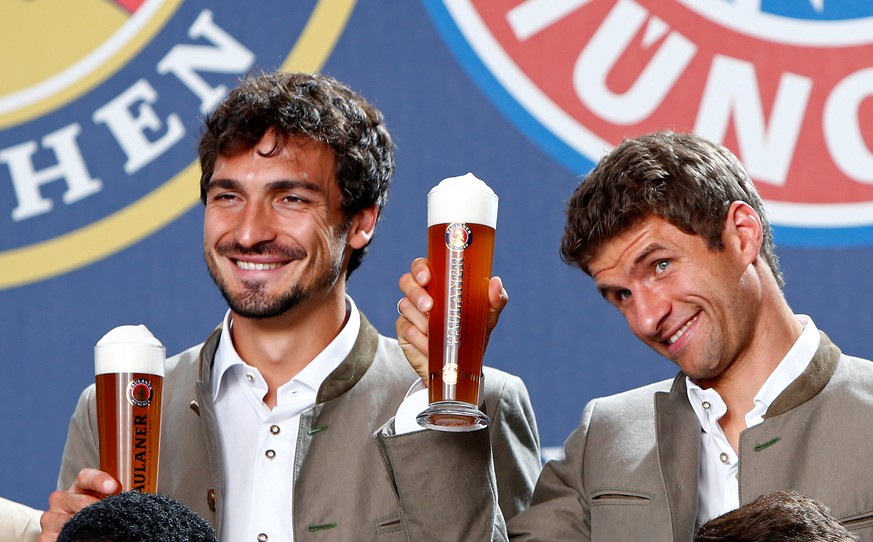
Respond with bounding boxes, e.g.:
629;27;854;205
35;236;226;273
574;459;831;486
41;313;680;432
198;70;395;277
57;491;217;542
559;130;783;287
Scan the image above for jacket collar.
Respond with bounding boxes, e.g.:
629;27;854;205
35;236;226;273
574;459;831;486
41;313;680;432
197;312;379;405
315;312;379;403
765;331;839;419
664;330;839;420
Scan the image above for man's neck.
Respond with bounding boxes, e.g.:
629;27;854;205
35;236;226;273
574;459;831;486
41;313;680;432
229;291;349;408
707;296;803;451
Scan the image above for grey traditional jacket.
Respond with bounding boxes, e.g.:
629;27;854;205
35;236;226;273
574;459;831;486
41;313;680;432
57;313;542;541
429;331;873;541
505;331;873;541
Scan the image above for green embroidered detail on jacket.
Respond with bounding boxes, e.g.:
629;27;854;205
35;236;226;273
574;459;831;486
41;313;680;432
754;437;781;452
308;523;337;532
307;424;329;435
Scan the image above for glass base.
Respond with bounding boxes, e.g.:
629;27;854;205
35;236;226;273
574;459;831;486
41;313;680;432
416;400;490;432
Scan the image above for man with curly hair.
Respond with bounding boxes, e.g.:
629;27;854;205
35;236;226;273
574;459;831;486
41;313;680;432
41;71;541;542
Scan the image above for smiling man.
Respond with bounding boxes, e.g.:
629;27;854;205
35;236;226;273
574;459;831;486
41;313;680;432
398;130;873;540
41;71;541;542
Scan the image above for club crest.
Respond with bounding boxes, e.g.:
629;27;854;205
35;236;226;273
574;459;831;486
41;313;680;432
426;0;873;246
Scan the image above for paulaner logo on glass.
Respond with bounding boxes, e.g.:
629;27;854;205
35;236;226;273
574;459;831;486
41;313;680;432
445;222;473;350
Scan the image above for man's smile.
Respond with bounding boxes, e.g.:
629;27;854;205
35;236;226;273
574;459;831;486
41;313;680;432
668;312;700;346
233;260;285;271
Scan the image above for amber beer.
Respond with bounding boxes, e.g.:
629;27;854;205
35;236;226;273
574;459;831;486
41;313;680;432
95;325;165;493
417;173;497;431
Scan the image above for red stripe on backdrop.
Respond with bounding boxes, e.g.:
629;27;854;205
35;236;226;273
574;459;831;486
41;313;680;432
112;0;144;13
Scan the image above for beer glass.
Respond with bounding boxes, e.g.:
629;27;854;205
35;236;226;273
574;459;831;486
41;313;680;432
417;173;497;431
95;324;165;493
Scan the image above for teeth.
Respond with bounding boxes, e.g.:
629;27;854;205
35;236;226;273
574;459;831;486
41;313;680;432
236;260;282;271
669;314;698;345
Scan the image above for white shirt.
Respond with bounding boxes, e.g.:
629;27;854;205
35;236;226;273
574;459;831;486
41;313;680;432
687;315;819;525
212;298;360;542
395;380;429;434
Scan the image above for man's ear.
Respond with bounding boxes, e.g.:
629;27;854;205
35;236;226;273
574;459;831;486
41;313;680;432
725;201;763;264
348;205;378;250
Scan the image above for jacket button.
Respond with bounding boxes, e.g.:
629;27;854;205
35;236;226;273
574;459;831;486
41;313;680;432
207;488;216;511
257;534;268;542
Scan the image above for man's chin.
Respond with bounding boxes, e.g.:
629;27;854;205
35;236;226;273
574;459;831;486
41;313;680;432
227;299;302;320
683;366;723;386
219;285;306;320
230;306;285;320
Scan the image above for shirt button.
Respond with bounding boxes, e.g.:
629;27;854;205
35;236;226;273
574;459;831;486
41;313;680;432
719;452;729;463
702;401;711;409
257;534;268;542
265;449;276;459
246;372;254;383
206;488;216;512
270;425;280;435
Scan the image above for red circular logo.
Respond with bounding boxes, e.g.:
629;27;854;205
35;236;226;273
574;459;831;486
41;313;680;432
127;379;153;407
428;0;873;243
445;223;473;250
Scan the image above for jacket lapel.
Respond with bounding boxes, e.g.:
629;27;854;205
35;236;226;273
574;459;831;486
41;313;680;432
765;331;839;418
655;375;701;540
194;327;224;533
316;313;379;404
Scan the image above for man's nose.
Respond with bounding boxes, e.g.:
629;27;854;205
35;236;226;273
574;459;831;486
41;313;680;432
235;202;278;247
633;286;670;339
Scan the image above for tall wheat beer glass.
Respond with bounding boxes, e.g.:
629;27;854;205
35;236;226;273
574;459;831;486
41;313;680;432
95;325;165;493
417;173;497;431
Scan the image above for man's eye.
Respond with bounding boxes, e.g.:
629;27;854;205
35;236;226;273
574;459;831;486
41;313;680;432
656;260;670;273
617;289;631;301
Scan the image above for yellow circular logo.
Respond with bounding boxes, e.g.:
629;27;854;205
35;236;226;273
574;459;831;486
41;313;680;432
0;0;355;289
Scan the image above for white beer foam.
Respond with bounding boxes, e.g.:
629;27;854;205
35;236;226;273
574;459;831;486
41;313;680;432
94;324;166;376
428;172;498;228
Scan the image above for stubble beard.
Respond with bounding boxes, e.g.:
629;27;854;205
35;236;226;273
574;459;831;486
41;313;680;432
204;241;345;320
676;332;730;384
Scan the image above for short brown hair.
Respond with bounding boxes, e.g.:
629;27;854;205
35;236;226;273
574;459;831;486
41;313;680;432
559;131;783;287
694;491;856;542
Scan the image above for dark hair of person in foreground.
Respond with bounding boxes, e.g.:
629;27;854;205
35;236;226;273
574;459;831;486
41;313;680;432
694;490;857;542
56;491;217;542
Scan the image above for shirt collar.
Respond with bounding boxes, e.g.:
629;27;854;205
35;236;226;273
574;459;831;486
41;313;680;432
686;314;818;430
747;314;816;425
211;296;361;401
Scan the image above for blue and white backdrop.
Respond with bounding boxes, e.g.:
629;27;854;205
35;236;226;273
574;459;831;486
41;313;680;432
2;0;873;509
